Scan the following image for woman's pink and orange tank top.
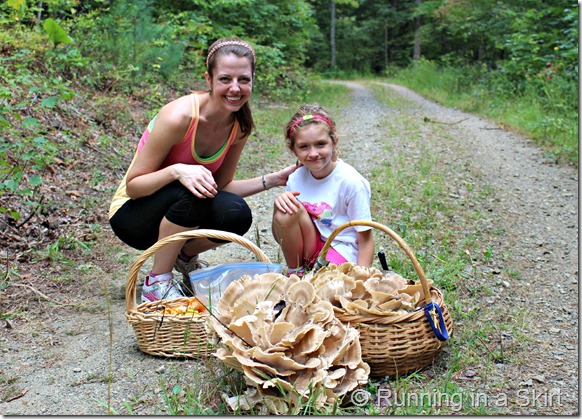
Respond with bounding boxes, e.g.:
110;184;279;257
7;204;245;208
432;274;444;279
109;93;239;218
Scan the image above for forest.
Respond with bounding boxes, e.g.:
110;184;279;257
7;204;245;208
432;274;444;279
1;1;577;210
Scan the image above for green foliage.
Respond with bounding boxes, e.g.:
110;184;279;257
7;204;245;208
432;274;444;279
56;0;319;98
386;58;578;165
497;3;578;83
32;233;92;265
3;0;79;24
66;0;187;90
0;22;81;222
43;18;73;47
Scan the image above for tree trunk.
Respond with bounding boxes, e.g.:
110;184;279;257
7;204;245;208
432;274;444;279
36;1;44;26
384;23;388;70
331;0;336;68
413;0;422;61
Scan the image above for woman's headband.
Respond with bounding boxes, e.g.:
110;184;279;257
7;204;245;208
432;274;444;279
206;40;256;68
288;114;335;138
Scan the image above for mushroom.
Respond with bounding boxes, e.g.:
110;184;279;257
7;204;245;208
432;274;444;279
311;273;356;303
207;271;370;414
311;262;436;318
306;300;336;324
286;280;316;306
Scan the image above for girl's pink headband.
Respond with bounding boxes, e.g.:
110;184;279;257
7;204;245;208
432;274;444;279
288;114;335;137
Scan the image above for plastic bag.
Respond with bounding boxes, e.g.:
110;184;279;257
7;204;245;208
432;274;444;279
189;262;284;309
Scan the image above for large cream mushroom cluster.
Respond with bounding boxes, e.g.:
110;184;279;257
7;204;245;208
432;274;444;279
207;272;370;414
310;262;434;316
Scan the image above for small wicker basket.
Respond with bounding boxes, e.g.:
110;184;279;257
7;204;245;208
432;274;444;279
316;220;453;377
125;229;271;358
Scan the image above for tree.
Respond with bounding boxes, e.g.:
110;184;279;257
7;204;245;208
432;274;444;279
412;0;422;61
330;0;336;68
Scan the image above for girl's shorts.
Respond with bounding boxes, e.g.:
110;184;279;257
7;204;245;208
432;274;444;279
306;235;348;267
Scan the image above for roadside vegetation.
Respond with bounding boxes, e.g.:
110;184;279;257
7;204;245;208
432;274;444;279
384;60;578;164
0;0;576;414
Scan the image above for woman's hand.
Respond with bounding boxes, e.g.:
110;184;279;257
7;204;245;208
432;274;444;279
173;163;218;198
268;164;298;189
274;191;302;214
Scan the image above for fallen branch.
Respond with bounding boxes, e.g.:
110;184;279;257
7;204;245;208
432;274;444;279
5;388;29;402
11;283;65;306
15;195;44;229
423;116;469;125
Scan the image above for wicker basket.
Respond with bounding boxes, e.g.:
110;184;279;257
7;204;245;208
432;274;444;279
125;229;271;358
316;220;453;377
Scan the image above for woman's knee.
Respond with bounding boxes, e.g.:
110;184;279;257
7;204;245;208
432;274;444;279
210;192;252;235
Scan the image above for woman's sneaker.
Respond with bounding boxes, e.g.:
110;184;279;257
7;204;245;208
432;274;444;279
141;272;184;303
174;254;209;296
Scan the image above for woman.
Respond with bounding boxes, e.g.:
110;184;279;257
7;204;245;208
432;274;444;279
109;38;296;302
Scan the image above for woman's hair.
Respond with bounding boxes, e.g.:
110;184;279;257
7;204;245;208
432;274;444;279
206;38;256;134
284;104;339;151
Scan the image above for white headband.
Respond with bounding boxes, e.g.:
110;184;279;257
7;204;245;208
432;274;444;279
206;40;256;67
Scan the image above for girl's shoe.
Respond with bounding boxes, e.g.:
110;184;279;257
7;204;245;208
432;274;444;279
285;266;305;278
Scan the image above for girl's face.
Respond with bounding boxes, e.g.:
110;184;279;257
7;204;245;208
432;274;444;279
205;53;253;112
292;123;337;179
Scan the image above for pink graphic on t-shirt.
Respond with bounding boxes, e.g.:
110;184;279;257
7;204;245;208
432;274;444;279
302;202;333;227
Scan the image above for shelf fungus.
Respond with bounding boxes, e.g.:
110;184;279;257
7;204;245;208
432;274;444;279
310;262;434;317
207;272;370;414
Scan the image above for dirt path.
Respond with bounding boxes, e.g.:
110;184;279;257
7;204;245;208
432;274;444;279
348;81;578;414
1;81;577;415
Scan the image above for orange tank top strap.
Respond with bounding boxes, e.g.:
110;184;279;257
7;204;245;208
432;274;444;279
160;93;239;174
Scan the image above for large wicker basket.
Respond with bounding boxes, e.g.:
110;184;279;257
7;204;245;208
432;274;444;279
125;229;271;358
316;220;453;377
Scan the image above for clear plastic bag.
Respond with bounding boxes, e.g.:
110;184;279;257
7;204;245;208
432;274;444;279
189;262;284;309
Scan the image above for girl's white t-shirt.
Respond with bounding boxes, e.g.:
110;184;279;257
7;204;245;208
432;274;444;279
286;159;372;262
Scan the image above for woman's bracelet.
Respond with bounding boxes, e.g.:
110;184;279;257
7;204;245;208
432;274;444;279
261;174;268;190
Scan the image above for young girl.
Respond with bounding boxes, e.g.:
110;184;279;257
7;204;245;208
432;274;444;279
272;105;374;276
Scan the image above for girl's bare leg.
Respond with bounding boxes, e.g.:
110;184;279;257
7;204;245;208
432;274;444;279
272;205;318;268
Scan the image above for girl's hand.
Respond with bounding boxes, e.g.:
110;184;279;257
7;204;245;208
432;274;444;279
274;191;301;214
174;163;218;198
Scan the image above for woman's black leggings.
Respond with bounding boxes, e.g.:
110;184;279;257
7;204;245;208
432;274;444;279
109;181;252;250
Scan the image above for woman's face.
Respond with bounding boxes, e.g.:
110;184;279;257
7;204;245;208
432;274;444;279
292;123;337;179
205;53;253;112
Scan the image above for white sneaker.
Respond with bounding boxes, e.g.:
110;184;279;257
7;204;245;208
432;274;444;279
141;273;184;303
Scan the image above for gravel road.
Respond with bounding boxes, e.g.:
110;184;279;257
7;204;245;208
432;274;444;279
1;81;577;415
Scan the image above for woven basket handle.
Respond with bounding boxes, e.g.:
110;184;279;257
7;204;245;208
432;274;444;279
125;229;271;312
318;220;432;306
